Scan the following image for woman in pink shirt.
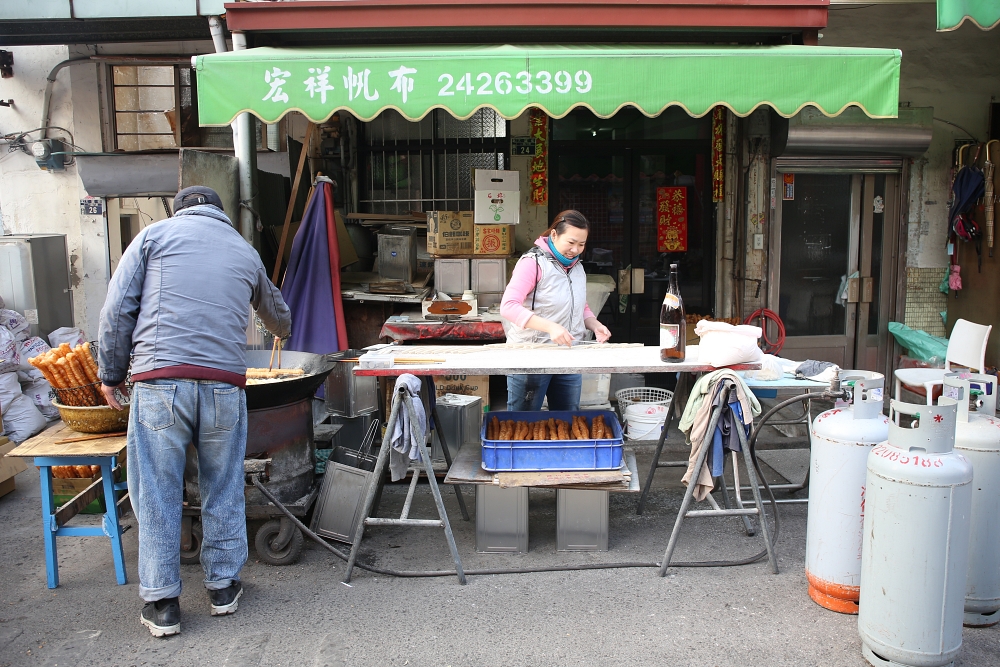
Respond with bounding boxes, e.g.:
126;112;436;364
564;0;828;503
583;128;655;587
499;210;611;411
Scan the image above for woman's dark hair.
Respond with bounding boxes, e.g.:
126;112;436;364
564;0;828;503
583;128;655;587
546;209;589;236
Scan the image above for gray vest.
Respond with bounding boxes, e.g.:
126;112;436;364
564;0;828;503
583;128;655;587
503;247;589;345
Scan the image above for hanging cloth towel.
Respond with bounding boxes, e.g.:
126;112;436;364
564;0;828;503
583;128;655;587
280;177;349;355
388;374;427;482
680;371;760;501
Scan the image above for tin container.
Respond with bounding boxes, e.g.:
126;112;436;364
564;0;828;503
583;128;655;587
471;258;507;307
377;226;417;283
431;393;482;461
434;258;470;296
556;489;609;551
476;485;529;553
325;349;379;417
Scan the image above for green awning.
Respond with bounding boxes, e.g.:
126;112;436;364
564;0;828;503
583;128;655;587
193;44;901;126
938;0;1000;30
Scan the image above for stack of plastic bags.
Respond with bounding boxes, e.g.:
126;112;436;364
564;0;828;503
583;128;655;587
0;295;86;442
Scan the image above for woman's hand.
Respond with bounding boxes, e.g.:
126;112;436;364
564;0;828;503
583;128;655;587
546;323;575;347
585;317;612;343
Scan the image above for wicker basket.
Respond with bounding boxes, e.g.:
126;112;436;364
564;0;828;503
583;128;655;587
52;401;130;434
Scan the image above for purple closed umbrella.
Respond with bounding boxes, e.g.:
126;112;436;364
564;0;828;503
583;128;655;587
281;180;348;355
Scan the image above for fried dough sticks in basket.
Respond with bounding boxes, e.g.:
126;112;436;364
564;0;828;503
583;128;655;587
28;342;106;406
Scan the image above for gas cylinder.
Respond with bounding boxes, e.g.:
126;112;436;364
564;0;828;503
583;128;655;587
805;371;889;614
939;373;1000;627
858;401;973;667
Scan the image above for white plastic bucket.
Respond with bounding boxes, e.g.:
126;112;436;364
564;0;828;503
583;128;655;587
624;404;670;440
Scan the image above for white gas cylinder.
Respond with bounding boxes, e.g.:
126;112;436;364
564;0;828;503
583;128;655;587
805;371;889;614
858;401;973;667
939;373;1000;627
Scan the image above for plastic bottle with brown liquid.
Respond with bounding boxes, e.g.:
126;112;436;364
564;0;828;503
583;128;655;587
660;263;686;362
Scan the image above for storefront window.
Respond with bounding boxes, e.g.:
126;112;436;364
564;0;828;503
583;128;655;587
360;108;508;214
110;65;267;152
552;106;708;142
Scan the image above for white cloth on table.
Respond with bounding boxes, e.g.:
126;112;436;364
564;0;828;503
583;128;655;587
388;373;427;482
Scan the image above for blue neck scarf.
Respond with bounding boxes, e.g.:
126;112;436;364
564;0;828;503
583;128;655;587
546;236;575;267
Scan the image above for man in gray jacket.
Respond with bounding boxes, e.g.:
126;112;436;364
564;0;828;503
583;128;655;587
98;186;291;638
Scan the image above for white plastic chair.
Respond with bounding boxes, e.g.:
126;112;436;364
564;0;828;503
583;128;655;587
893;319;992;405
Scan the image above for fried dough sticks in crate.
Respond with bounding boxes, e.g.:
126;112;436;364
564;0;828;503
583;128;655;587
28;342;106;406
485;414;609;441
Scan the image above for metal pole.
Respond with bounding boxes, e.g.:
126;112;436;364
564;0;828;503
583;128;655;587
737;420;779;574
637;372;688;515
659;386;729;576
403;395;466;585
343;388;402;583
231;31;257;244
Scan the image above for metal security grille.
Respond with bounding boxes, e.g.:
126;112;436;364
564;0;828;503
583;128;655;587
360;108;509;214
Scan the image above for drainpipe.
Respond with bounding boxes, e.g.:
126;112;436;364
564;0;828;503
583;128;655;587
231;30;257;244
208;16;227;55
40;58;90;139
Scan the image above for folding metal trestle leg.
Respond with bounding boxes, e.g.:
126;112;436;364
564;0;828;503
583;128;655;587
636;372;689;516
659;385;778;576
343;386;466;584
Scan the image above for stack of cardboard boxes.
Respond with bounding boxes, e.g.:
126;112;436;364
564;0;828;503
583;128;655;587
423;169;522;412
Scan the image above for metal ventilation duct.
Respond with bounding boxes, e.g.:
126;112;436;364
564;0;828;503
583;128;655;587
772;107;933;157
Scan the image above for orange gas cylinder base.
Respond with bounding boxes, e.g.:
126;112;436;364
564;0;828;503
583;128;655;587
806;571;860;615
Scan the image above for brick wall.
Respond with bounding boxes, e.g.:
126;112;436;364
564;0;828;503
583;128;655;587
903;267;947;337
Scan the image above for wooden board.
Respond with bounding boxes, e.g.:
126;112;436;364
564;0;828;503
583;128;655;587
354;344;761;377
444;442;639;492
5;423;127;459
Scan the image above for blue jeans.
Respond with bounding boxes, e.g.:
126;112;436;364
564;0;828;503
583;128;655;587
506;374;582;412
127;379;247;602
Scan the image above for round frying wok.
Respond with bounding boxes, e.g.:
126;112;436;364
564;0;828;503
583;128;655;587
244;350;335;411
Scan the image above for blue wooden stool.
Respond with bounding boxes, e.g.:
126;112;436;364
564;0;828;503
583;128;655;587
5;425;128;588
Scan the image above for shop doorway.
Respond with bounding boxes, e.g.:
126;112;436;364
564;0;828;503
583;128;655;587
549;109;713;345
768;168;902;374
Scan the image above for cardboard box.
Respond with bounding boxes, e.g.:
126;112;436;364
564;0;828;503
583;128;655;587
0;438;27;499
474;170;520;225
52;475;105;514
427;211;475;256
433;375;490;413
474;224;513;256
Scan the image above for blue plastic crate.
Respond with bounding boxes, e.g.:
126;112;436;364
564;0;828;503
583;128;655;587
481;410;624;472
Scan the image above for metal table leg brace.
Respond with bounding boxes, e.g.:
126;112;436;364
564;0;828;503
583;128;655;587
636;372;690;516
424;377;469;522
343;386;466;584
659;385;779;576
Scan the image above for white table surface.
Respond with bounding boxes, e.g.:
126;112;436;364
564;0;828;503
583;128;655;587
353;344;761;377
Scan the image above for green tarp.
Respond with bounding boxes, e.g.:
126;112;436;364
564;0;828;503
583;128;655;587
193;44;901;126
937;0;1000;31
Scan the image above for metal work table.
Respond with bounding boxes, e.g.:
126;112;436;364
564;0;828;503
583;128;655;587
341;286;432;304
6;423;129;588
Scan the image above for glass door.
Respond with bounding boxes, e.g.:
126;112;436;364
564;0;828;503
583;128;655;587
770;171;898;371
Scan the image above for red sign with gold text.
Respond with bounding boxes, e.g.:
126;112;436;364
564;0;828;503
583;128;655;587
656;186;688;252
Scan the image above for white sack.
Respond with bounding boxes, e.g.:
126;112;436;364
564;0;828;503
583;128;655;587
17;336;50;373
21;378;59;421
694;320;764;368
47;327;88;349
0;328;18;374
740;354;784;381
0;372;21;414
1;393;47;443
0;309;30;341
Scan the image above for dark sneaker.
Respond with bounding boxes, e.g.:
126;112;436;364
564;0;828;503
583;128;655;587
209;582;243;616
140;597;180;638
